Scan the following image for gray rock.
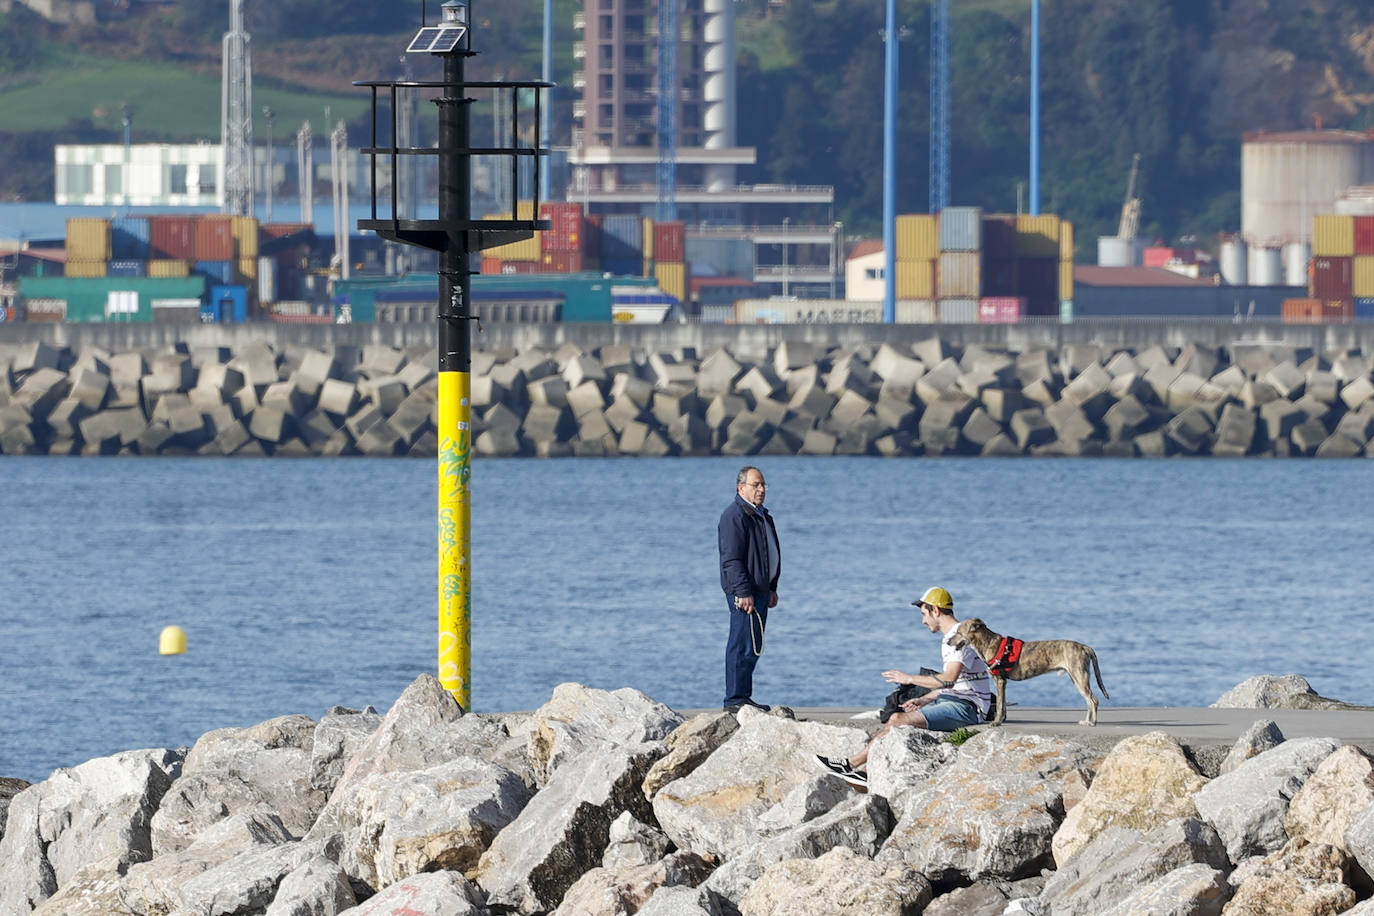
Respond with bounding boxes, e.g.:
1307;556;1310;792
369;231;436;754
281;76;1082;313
603;811;672;870
1041;819;1230;916
0;747;183;914
1212;674;1360;710
311;709;384;793
1165;406;1214;454
864;725;958;820
1264;361;1306;399
1010;406;1055;450
475;741;666;914
264;854;358;916
638;883;726;915
1211;403;1257;456
1220;720;1285;775
336;870;486;915
737;845;932;916
555;851;715;916
526;683;684;786
877;730;1096;883
1192;737;1341;861
642;712;739;801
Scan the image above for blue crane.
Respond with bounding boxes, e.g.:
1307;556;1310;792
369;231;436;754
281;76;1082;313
929;0;950;214
656;0;679;221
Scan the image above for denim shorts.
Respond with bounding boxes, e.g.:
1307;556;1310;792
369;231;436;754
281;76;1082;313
920;696;982;731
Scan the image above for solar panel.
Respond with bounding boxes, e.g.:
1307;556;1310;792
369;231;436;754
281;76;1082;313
406;25;466;54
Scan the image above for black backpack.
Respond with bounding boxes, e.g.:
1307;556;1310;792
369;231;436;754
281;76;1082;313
879;667;998;723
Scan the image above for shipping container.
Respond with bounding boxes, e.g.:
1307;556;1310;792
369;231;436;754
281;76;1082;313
1312;256;1354;300
1143;247;1175;268
480;256;503;274
496;260;540;275
232;216;259;258
147;259;191;278
896;214;939;260
108;260;146;278
653;221;686;262
938;298;978;323
735;298;883;324
977;297;1024;323
1015;214;1060;258
260;222;312;240
896;259;935;299
1324;299;1354;322
539;202;583;252
602;256;643;277
938;207;982;252
700;304;735;323
151;298;204;324
1060;221;1075;262
980;215;1016;260
483;229;540;262
655;261;687;302
236;257;258;282
20;299;65;322
541;249;584;273
18;275;205;323
206;284;249;323
1059;260;1075;302
1353;256;1374;298
257;256;276;304
981;258;1017;296
1059;300;1074;323
66;259;107;278
1313;214;1355;257
1019;258;1059;315
583;214;602;259
894;299;936;323
194;260;234;285
111;217;150;260
1356;298;1374;319
193;215;234;260
937;251;980;299
642;217;655;259
601;215;643;260
1355;216;1374;256
67;218;112;261
149;215;197;259
1281;298;1324;323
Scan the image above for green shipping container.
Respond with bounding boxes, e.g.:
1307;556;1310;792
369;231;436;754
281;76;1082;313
18;276;207;322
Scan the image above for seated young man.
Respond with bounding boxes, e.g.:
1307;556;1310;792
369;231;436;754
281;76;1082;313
817;586;991;787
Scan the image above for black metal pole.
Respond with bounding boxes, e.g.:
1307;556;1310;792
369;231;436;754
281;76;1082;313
437;48;472;373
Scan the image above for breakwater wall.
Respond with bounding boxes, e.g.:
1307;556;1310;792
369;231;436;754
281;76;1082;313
2;323;1373;458
3;675;1374;915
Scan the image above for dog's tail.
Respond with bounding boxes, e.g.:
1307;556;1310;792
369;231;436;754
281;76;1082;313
1089;649;1110;700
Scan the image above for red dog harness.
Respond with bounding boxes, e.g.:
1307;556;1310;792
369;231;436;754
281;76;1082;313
989;636;1024;675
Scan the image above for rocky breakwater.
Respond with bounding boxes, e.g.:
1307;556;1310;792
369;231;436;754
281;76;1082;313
4;336;1374;458
4;675;1374;915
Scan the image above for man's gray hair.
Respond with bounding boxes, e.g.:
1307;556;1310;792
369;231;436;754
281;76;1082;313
736;466;759;487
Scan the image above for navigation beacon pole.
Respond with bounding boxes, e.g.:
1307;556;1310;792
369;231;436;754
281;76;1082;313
358;0;549;711
435;28;473;711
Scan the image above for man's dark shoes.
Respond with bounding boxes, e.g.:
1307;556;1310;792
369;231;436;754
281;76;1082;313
724;700;771;714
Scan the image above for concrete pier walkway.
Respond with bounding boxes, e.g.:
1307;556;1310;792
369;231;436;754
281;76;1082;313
710;706;1374;754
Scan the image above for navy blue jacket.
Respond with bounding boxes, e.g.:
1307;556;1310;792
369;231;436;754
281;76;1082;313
718;494;781;598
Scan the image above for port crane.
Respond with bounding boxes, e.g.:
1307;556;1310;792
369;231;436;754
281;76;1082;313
1118;153;1142;241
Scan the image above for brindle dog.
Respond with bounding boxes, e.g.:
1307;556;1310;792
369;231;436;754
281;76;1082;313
950;617;1110;726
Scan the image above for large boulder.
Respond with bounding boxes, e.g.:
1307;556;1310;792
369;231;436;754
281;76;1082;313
1192;737;1341;862
0;747;183;914
863;726;958;820
151;714;324;856
526;683;684;786
1220;719;1285;775
310;708;384;793
551;851;715;916
1212;675;1365;710
1223;839;1355;916
334;870;487;915
1285;746;1374;851
1052;732;1208;866
263;854;358;916
475;742;668;914
651;706;870;859
641;712;738;800
877;730;1097;883
736;846;932;916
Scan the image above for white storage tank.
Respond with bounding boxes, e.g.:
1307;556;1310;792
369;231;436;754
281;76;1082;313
1242;130;1374;245
1219;236;1248;286
1097;236;1133;267
1248;245;1282;286
1282;242;1310;287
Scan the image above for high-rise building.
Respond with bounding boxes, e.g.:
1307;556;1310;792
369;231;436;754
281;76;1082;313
569;0;840;296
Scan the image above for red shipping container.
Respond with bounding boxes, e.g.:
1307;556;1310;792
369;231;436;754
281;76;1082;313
1311;257;1353;300
540;249;583;273
498;260;540;275
1324;299;1354;322
194;215;235;260
1143;246;1175;268
148;215;197;259
1355;217;1374;256
1281;298;1323;323
977;297;1024;323
539;202;583;252
981;216;1016;260
481;256;503;274
653;221;686;262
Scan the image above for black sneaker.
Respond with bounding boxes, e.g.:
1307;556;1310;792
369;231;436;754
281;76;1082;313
815;755;848;775
840;767;868;789
724;700;771;713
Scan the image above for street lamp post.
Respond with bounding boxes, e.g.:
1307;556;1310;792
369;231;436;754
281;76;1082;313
263;106;275;223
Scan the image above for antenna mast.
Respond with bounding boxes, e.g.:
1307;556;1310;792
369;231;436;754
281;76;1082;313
221;0;255;216
656;0;679;221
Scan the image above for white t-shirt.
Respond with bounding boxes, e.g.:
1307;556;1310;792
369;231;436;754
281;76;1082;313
939;629;992;718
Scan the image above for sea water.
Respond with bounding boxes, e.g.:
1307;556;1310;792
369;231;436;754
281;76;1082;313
2;455;1371;782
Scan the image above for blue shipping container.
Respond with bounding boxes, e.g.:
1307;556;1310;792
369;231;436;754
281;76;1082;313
208;284;248;323
601;257;643;277
111;217;151;260
195;261;234;284
938;206;983;252
1356;298;1374;319
600;215;643;261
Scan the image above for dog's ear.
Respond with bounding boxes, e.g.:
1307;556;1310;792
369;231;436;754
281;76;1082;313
967;617;985;629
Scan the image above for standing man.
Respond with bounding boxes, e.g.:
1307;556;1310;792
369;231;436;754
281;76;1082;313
718;466;781;712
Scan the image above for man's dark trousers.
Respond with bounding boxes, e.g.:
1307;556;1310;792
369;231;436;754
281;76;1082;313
724;594;768;708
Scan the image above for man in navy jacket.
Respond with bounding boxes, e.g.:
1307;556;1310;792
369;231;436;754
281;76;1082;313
718;466;781;711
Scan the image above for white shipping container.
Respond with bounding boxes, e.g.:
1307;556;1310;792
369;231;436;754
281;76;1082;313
937;251;981;299
938;298;978;323
895;299;936;323
735;298;883;324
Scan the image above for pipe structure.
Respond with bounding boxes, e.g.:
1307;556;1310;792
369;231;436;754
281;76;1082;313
435;40;475;711
1030;0;1040;215
540;0;553;200
882;0;897;323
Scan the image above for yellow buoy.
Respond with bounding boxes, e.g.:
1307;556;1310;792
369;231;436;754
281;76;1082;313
159;625;187;655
